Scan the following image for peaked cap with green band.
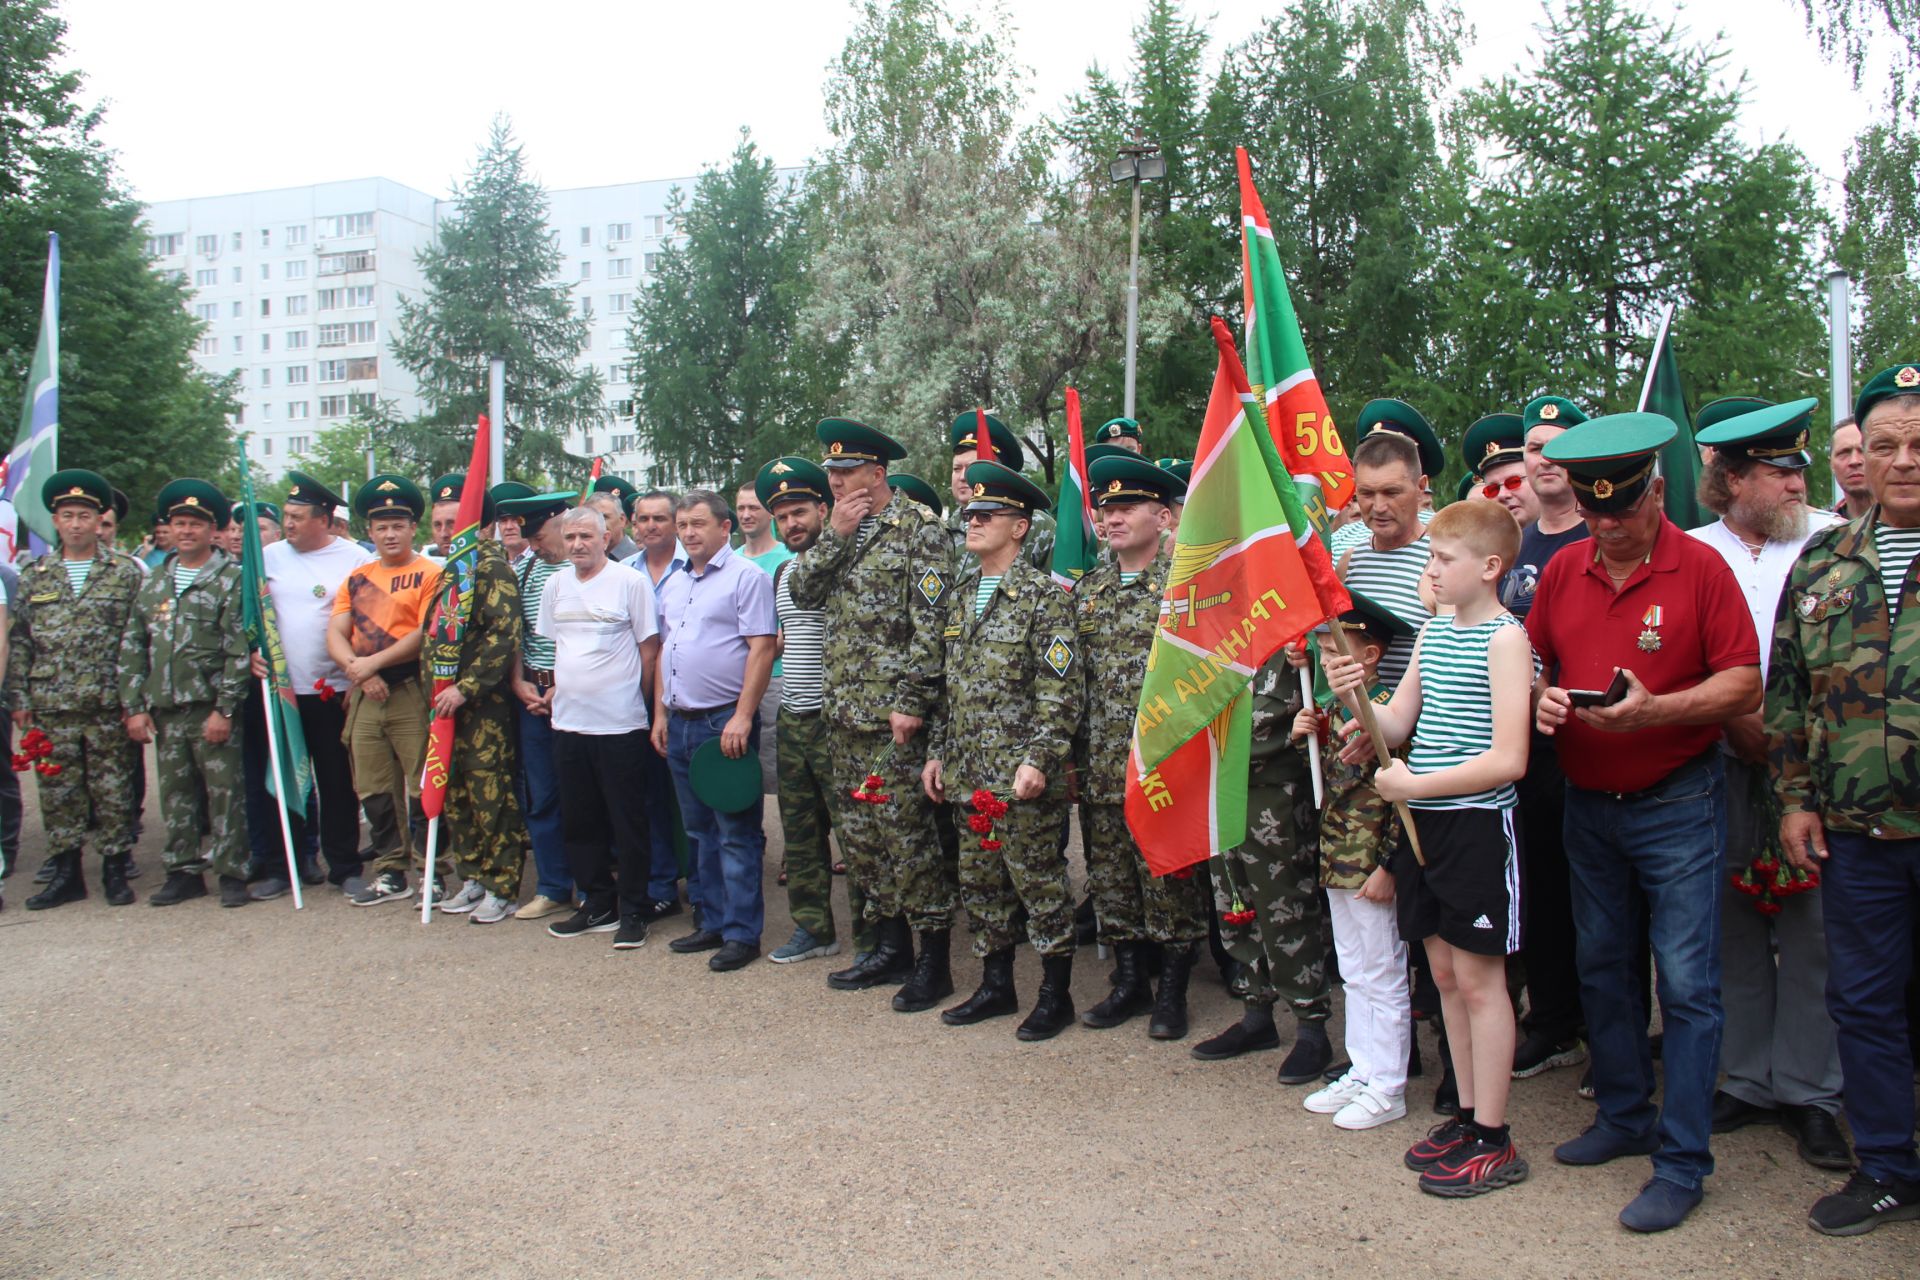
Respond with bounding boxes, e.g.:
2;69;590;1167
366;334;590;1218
1354;398;1444;478
490;480;536;506
757;456;832;510
1154;457;1192;489
1692;395;1772;438
817;418;907;469
496;490;576;537
429;473;497;526
1335;587;1416;640
961;460;1051;516
42;469;112;514
948;412;1026;471
1695;396;1818;470
1463;412;1527;477
888;473;945;516
283;470;345;512
1455;472;1477;503
1522;395;1589;433
1090;453;1185;507
233;501;282;524
1095;416;1142;443
1853;362;1920;426
110;487;130;521
156;478;230;528
1083;442;1133;466
590;474;636;505
1542;412;1678;514
355;474;425;521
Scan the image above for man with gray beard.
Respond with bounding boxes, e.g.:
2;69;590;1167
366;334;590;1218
1690;396;1849;1171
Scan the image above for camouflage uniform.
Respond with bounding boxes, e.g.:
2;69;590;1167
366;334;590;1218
436;539;525;898
1317;684;1400;889
787;490;952;930
777;706;868;949
932;554;1084;956
3;550;147;863
1073;549;1207;945
1209;652;1333;1021
943;508;1057;575
126;550;250;877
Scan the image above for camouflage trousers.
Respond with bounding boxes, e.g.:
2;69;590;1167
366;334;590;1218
954;792;1075;958
33;709;134;862
443;688;523;899
1083;802;1208;946
823;726;953;931
1210;762;1332;1021
778;709;867;949
154;702;247;878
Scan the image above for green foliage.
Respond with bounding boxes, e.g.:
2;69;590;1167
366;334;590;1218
1837;120;1920;376
1797;1;1920;118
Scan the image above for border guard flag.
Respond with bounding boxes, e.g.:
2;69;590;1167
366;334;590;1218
1048;387;1097;589
237;439;313;819
6;232;61;554
421;414;492;821
1638;303;1704;530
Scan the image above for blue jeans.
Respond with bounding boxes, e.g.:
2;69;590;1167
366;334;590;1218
1822;828;1920;1183
1563;751;1726;1191
666;706;765;945
516;704;572;902
642;737;690;903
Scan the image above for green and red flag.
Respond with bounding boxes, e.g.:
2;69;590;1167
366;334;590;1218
1638;302;1704;530
420;414;491;820
1049;386;1096;589
236;437;312;819
1125;319;1348;875
1237;147;1354;521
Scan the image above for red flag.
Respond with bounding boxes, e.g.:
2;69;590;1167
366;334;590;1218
973;407;996;465
589;456;603;481
420;414;491;820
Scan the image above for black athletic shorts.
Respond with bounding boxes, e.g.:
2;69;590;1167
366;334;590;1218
1392;806;1523;957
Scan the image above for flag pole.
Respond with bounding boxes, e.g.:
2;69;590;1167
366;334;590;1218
258;675;305;910
1637;303;1674;411
1322;621;1423;865
420;818;439;924
1295;643;1324;809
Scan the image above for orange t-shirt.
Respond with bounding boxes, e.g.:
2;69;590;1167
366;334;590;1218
333;554;444;657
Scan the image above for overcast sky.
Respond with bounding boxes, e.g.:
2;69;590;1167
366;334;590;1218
66;0;1876;211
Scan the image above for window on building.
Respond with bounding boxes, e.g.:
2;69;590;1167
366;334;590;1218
348;391;376;414
231;301;244;317
644;253;660;273
319;359;348;383
260;263;271;281
611;400;635;419
231;335;244;353
609;293;629;313
611;330;629;349
286;294;308;315
609;258;632;278
345;356;378;380
583;434;594;453
579;226;591;245
609;363;627;383
317;213;373;238
317;289;340;311
260;228;272;249
260;298;271;317
260;333;272;352
197;336;218;355
608;222;632;242
231;266;242;284
262;437;272;455
285;330;309;350
231;231;243;251
148;233;184;256
286;224;308;246
288;402;309;420
317;250;375;275
580;296;593;318
194;303;219;321
194;268;218;286
284;260;307;280
233;405;245;424
613;433;637;452
196;234;220;256
649;215;665;236
318;324;345;345
289;435;310;454
286;365;309;385
317;396;348;419
260;367;273;387
261;403;274;420
579;261;592;281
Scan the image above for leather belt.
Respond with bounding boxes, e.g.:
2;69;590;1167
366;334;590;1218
521;666;555;690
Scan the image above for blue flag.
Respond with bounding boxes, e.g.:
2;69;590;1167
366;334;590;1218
6;232;59;555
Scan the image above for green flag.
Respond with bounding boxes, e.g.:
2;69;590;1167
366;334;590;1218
237;440;311;818
1638;304;1703;529
6;232;59;553
1048;387;1096;589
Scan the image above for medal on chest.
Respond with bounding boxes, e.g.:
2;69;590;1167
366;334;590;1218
1637;604;1663;653
312;584;327;598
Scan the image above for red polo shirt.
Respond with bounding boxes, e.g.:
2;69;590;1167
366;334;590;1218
1526;516;1759;793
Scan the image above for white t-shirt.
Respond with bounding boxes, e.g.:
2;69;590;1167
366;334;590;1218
1689;510;1842;685
264;536;376;691
536;558;659;734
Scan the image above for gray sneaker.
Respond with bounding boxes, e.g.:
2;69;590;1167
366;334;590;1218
469;892;516;924
769;927;841;964
440;878;486;914
340;875;369;899
350;872;411;906
248;877;291;902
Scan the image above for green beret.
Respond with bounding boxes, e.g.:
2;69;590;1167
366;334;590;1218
1692;396;1772;439
1090;454;1185;507
1695;397;1818;470
1083;443;1133;466
1522;395;1589;433
1154;457;1192;490
1095;416;1142;443
1853;362;1920;427
1455;472;1477;503
1355;399;1444;478
1335;587;1416;641
590;474;636;505
816;418;907;469
757;456;832;511
496;490;575;537
156;478;230;528
948;413;1026;471
1462;413;1526;477
1542;412;1678;514
355;474;425;522
429;473;497;526
961;460;1051;516
283;470;344;512
42;469;112;514
888;473;945;516
490;481;536;506
110;488;129;521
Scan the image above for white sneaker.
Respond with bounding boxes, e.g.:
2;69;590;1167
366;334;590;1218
1332;1085;1408;1130
469;892;517;924
439;878;485;914
1303;1071;1366;1115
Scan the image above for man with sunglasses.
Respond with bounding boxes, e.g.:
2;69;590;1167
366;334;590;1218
1528;414;1762;1233
1464;413;1539;527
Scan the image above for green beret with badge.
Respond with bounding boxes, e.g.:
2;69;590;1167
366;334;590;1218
1852;361;1920;426
283;470;345;512
1090;453;1185;507
1522;395;1588;433
948;412;1026;471
888;473;945;516
1695;397;1818;469
495;490;575;539
155;477;230;527
1155;457;1192;489
1355;399;1445;478
429;472;497;525
757;456;832;511
590;474;636;507
1095;416;1142;445
961;460;1052;516
1463;412;1526;477
1542;412;1677;514
355;474;426;522
41;468;112;514
817;418;908;469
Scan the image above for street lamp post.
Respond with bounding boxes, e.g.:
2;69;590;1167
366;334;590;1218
1110;138;1165;421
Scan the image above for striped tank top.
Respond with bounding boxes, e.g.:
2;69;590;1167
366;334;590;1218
1406;612;1526;811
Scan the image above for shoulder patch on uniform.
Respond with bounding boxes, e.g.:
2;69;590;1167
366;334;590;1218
1044;635;1075;677
943;625;962;638
918;568;946;605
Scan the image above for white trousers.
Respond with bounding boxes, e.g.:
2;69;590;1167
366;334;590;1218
1328;887;1412;1095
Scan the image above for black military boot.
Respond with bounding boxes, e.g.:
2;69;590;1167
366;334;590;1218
1148;942;1197;1041
219;875;251;908
1277;1018;1333;1084
26;851;86;910
102;854;136;906
828;915;913;991
942;949;1017;1025
1081;942;1153;1029
892;928;953;1012
148;870;207;906
1016;953;1077;1042
32;855;57;884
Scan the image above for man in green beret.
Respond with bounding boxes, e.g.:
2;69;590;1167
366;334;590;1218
1074;455;1209;1038
1464;413;1537;527
924;462;1084;1037
1332;399;1444;556
5;470;149;907
124;479;252;907
1094;416;1144;455
788;418;954;998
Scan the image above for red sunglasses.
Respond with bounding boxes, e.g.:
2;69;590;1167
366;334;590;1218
1482;474;1526;500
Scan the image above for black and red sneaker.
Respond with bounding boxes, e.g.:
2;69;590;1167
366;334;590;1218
1418;1137;1530;1198
1404;1117;1474;1173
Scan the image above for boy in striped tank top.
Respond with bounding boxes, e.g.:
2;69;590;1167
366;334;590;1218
1327;500;1534;1198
